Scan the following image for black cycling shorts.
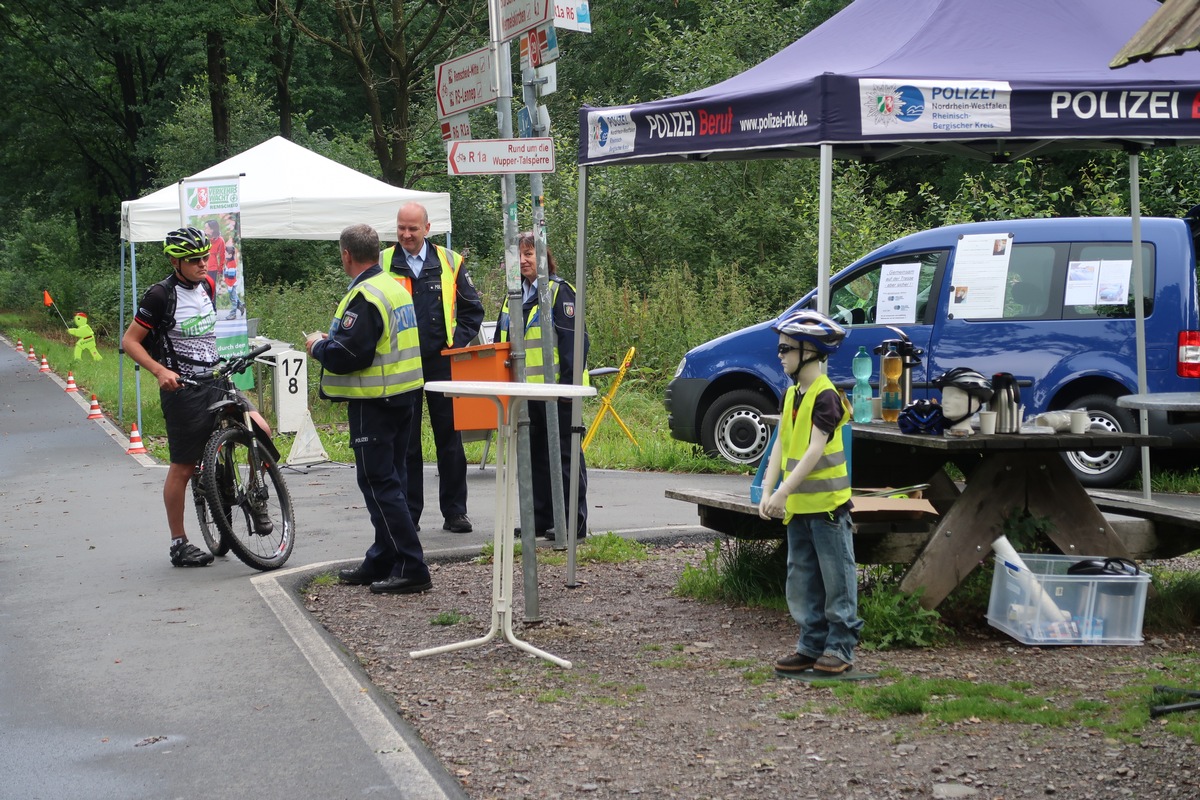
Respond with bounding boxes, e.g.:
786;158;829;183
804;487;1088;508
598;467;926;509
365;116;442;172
161;380;228;464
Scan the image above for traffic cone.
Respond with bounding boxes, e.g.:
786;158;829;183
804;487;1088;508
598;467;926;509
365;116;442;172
15;338;22;352
38;355;50;373
27;346;36;362
64;372;79;392
86;394;103;420
126;424;148;455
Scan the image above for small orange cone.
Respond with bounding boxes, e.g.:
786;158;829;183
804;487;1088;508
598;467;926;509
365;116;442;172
39;355;50;373
27;346;36;362
64;372;79;392
86;394;103;420
126;424;148;455
15;338;22;352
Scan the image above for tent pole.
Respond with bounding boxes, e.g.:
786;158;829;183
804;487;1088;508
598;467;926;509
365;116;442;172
130;241;143;435
817;144;833;318
1130;152;1151;501
567;163;589;588
118;240;127;423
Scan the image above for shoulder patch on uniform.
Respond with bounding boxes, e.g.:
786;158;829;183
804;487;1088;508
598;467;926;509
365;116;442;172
563;302;575;319
341;310;358;329
464;271;476;288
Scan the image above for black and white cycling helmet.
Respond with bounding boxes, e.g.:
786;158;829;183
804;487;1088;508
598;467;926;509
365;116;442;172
163;226;211;260
932;367;994;402
771;310;846;355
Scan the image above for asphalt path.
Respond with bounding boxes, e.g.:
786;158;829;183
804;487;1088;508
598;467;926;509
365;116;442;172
0;334;736;800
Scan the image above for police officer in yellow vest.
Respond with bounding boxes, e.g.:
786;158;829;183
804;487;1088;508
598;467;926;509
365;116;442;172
306;224;431;595
496;232;589;539
381;202;484;535
757;310;862;675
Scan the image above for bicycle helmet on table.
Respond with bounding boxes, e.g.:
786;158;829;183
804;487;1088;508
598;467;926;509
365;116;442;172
771;310;846;356
931;367;994;402
163;226;212;260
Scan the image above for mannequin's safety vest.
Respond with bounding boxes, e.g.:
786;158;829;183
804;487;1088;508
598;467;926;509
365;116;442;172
320;273;423;400
381;243;463;348
779;373;851;521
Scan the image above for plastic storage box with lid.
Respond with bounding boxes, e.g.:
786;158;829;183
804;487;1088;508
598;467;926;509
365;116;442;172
442;342;512;431
986;553;1149;646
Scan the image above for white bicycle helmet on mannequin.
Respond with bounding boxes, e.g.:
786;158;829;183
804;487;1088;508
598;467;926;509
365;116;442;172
771;309;846;358
931;367;994;403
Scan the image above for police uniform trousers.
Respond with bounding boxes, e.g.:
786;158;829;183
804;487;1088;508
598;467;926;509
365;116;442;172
405;353;468;525
528;398;589;535
351;393;429;581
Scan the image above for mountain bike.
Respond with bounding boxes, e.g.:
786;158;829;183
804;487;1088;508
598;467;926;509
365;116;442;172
181;343;295;571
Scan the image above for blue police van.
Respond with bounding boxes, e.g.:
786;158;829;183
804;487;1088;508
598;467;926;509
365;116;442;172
665;213;1200;487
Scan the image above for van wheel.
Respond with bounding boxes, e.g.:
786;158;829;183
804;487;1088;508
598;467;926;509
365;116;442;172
1061;394;1138;488
700;389;774;466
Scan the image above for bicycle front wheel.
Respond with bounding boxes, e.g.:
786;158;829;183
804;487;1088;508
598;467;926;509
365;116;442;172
201;426;295;571
192;474;231;557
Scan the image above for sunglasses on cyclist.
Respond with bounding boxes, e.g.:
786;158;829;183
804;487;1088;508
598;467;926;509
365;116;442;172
777;344;801;356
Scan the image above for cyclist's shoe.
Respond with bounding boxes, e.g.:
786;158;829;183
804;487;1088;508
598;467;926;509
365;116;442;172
170;539;214;567
250;504;275;536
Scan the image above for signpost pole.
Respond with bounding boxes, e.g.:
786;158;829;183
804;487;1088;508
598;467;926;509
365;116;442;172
488;0;542;620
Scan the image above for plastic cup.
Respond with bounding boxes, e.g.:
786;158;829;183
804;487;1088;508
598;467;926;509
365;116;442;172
979;410;997;435
1070;409;1089;434
871;397;882;420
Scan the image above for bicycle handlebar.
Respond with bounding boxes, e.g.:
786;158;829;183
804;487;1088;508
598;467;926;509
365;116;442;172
178;343;273;387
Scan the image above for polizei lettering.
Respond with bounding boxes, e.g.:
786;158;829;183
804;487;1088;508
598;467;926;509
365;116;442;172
646;107;734;139
1050;91;1180;120
930;87;997;100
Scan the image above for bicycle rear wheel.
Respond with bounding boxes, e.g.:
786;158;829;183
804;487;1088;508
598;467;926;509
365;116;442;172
191;474;231;557
201;426;295;571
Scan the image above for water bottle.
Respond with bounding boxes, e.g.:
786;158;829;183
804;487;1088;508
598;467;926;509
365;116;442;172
851;346;873;423
881;344;903;423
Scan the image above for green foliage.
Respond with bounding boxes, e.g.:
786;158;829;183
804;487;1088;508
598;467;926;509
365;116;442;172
674;539;787;610
1143;566;1200;633
430;611;465;626
858;584;947;651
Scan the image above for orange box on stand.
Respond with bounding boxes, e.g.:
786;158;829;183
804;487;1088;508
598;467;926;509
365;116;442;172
443;342;512;431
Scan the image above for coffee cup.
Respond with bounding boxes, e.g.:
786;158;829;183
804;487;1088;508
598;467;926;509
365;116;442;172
1070;409;1089;434
978;410;997;435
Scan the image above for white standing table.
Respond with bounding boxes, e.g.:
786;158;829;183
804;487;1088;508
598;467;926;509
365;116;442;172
409;380;596;668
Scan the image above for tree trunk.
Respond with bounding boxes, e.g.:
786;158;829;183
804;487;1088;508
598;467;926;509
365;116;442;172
207;31;231;157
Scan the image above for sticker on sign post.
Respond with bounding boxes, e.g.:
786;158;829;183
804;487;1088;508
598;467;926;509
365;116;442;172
554;0;591;32
440;114;473;142
447;138;556;175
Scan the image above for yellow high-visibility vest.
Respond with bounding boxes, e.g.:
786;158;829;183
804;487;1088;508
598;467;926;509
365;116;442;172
381;243;463;348
320;273;423;399
779;373;851;522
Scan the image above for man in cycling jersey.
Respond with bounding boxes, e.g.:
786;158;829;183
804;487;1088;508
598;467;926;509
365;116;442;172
122;226;271;568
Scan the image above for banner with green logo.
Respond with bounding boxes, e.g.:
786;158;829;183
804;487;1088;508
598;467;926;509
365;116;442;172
180;176;253;390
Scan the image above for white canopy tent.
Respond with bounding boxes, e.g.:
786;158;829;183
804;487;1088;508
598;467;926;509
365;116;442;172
120;136;451;240
117;137;454;451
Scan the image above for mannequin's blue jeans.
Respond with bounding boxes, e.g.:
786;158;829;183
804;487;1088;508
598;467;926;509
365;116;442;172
785;507;863;664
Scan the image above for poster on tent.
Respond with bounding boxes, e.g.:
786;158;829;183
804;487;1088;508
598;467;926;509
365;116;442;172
180;176;252;390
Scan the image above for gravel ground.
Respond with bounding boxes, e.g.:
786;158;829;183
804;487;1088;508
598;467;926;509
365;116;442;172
305;541;1200;800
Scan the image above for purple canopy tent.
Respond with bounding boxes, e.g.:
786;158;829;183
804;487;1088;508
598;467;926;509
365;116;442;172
573;0;1200;499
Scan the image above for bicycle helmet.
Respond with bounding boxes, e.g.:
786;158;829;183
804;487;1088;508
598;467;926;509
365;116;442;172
770;310;846;355
932;367;994;402
163;226;211;259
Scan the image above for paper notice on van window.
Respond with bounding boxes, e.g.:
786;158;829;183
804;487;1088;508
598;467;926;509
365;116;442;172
1065;260;1100;305
1096;259;1132;305
948;233;1011;319
1065;259;1132;305
876;262;921;324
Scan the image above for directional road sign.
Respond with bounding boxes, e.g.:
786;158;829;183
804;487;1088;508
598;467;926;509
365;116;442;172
447;138;555;175
435;47;495;120
496;0;552;42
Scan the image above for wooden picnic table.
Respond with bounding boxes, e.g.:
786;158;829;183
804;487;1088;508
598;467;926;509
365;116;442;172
849;423;1170;608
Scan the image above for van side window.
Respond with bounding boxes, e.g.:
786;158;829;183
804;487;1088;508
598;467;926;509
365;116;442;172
1003;245;1059;319
829;251;944;326
1062;242;1155;320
